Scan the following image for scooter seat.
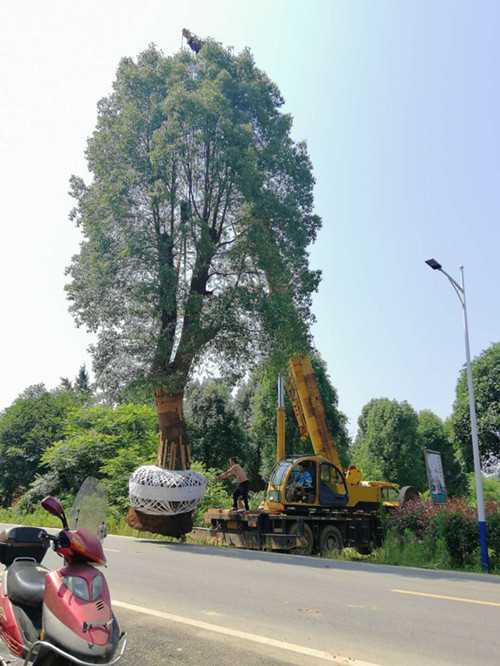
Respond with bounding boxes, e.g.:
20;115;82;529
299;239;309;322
6;560;49;608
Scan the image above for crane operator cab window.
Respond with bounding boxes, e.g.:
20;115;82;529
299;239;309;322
380;487;399;501
319;463;348;507
286;461;316;504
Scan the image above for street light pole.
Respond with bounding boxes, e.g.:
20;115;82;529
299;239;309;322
425;259;489;572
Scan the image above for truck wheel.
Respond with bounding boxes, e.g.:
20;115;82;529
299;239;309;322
289;522;314;555
399;486;419;505
319;526;343;555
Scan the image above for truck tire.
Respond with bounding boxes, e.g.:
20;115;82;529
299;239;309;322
319;526;343;555
399;486;420;506
289;522;314;555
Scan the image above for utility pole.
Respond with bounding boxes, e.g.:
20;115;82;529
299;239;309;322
426;259;489;572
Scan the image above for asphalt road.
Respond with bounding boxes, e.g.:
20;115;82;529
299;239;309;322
2;525;500;665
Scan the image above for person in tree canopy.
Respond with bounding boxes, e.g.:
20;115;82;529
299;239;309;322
217;457;249;511
182;28;203;54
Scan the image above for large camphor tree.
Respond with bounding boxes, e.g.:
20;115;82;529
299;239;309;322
66;39;320;536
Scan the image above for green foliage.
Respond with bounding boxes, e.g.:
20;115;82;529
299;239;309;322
75;365;91;394
190;461;232;526
353;403;465;494
487;510;500;570
352;398;425;488
66;41;320;399
0;386;82;506
431;508;477;567
185;380;247;471
15;471;62;513
450;342;500;469
467;473;500;504
372;529;452;570
384;497;500;572
41;403;157;510
417;409;466;496
0;506;62;529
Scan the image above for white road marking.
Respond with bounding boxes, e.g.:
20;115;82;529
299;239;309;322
392;589;500;608
103;548;120;553
113;600;383;665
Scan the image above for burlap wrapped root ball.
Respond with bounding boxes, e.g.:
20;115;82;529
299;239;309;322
129;465;208;516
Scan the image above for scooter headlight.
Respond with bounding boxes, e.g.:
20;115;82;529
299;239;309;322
91;573;104;600
63;576;90;601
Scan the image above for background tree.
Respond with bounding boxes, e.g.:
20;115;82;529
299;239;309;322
75;365;92;394
352;398;425;489
0;385;80;506
417;409;466;496
233;379;263;483
60;377;73;391
450;342;500;469
184;379;246;470
41;403;157;512
66;40;321;535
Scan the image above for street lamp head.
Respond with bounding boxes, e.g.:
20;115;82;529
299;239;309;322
425;258;442;271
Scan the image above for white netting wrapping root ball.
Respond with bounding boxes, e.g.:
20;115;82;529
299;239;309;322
129;465;208;516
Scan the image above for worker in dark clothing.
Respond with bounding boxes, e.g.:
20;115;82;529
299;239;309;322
217;457;249;511
182;28;203;54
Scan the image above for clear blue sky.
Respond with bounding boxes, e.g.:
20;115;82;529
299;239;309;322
0;1;498;435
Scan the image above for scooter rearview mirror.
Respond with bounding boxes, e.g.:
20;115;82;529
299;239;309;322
41;496;69;528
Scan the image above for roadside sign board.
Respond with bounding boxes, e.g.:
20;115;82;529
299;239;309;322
424;449;447;504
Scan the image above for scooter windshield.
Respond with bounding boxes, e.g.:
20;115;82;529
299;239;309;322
69;477;108;539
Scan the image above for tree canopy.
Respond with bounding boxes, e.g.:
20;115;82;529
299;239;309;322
352;398;425;488
184;379;247;471
450;342;500;469
41;404;157;504
0;385;81;506
66;41;321;399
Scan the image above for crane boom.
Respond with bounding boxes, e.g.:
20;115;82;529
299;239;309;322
287;356;341;469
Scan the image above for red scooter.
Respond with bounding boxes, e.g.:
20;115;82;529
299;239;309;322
0;481;127;665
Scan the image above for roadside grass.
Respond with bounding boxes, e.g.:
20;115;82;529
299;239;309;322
0;507;61;529
323;531;500;575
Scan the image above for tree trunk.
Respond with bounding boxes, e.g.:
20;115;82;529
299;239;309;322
127;389;194;537
155;390;191;470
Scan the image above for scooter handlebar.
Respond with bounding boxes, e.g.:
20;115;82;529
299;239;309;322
37;529;69;551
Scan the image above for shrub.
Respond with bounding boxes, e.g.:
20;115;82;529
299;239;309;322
431;509;477;567
386;496;500;571
388;498;441;538
487;511;500;570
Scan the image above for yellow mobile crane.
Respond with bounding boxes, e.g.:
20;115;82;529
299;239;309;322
205;355;417;555
267;355;404;512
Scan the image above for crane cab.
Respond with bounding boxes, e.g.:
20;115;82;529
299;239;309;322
264;455;403;513
264;456;349;513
